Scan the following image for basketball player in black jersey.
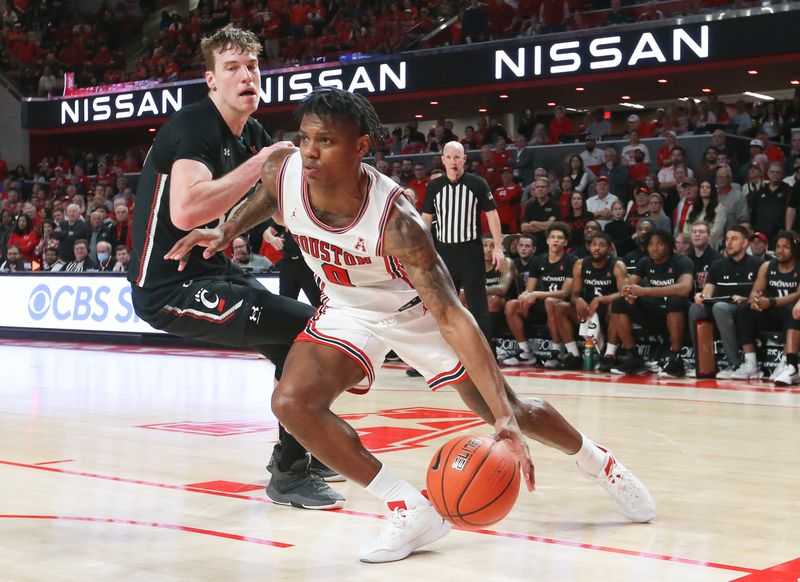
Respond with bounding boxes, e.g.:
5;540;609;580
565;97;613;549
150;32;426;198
555;232;627;371
733;231;800;386
128;25;342;509
479;236;516;319
611;229;694;377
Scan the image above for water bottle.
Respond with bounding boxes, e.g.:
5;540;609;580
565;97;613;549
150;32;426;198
583;338;595;371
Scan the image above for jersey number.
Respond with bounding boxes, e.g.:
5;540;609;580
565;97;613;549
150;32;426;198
322;263;355;287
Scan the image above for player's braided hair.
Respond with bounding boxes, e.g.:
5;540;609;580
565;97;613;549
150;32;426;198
294;87;387;153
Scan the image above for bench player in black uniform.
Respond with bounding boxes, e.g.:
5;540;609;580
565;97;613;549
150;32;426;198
479;236;516;318
611;229;694;377
733;231;800;386
555;232;628;371
128;26;341;509
503;223;576;366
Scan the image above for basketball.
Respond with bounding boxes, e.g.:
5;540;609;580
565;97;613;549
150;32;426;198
426;435;521;529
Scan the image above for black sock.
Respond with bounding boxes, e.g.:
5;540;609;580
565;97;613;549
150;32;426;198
277;425;308;471
787;354;798;368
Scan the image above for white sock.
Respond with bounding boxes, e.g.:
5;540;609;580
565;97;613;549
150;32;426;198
519;342;531;354
565;341;579;357
573;434;610;477
552;342;563;355
606;343;618;357
365;463;429;510
744;352;757;366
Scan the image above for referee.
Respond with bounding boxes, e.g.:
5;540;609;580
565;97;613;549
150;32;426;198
422;141;505;347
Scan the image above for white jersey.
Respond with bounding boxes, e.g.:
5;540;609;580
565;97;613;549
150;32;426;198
278;151;419;316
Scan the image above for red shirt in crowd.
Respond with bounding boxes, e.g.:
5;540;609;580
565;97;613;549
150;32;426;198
492;183;522;233
8;230;40;261
408;176;429;212
549;116;574;144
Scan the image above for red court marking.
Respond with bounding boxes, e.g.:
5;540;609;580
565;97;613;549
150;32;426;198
34;460;74;465
1;458;757;574
731;557;800;581
138;420;279;436
186;480;264;493
0;515;292;548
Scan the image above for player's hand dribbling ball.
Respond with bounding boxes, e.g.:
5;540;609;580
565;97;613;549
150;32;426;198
426;435;521;529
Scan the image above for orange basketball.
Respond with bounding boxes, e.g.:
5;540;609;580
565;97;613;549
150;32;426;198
426;435;521;529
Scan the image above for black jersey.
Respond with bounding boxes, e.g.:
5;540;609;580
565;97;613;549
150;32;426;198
635;253;693;293
765;259;800;298
531;252;577;292
690;247;722;289
623;247;646;274
706;254;760;298
129;97;271;290
485;267;501;288
514;256;536;290
580;256;619;301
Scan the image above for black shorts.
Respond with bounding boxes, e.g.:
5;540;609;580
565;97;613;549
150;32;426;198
526;301;548;325
612;296;688;331
132;273;315;377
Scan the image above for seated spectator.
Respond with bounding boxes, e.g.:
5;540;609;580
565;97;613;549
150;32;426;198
555;232;628;371
730;100;754;135
548;106;573;144
579;134;604;176
757;131;786;164
658;147;694;192
88;209;113;260
41;246;65;272
611;229;694;377
7;214;39;262
460;125;482;150
626;148;650;185
733;232;800;385
586;109;611;139
605;200;636;257
625;185;651;228
689;226;761;379
685;180;726;249
565;154;594;196
586;176;618;228
476;145;501;190
748;231;772;262
621;130;650;165
710;129;739;171
0;244;27;272
694;147;719;185
0;208;13;256
646;192;672;233
111;204;133;250
571;220;601;259
564;197;595;252
34;219;56;260
688;221;723;291
113;245;131;272
672;174;699;236
231;236;272;272
674;232;692;256
408;163;430;212
520;178;558;251
95;240;116;272
605;0;630;25
502;223;576;366
510;233;537;295
556;175;575;220
509;134;535;187
64;239;98;272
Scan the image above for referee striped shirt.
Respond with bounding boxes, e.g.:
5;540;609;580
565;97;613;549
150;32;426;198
423;173;496;244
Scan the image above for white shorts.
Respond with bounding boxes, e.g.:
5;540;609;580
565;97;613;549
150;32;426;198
296;301;467;394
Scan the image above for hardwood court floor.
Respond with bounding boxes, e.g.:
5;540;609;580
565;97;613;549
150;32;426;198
1;339;798;581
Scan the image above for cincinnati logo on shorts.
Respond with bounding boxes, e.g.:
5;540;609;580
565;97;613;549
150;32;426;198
194;288;226;312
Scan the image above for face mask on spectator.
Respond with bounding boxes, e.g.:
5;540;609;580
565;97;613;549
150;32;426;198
97;252;110;263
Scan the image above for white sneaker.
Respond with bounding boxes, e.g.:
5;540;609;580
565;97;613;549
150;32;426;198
685;367;697;378
729;360;764;381
543;357;562;369
358;504;452;563
715;367;736;380
773;364;798;387
577;448;656;523
769;355;787;382
501;349;536;366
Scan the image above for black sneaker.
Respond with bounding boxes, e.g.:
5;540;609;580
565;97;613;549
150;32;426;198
658;353;686;378
267;446;345;509
405;368;423;377
310;456;345;482
561;354;582;370
598;354;619;372
611;352;647;375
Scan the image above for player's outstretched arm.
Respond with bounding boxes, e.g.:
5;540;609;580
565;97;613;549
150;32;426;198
164;147;295;266
383;195;534;491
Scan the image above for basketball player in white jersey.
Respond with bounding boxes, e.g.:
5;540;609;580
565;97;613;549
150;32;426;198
167;88;656;563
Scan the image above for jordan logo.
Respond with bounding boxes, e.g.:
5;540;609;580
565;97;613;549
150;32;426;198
354;237;367;253
290;208;297;219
